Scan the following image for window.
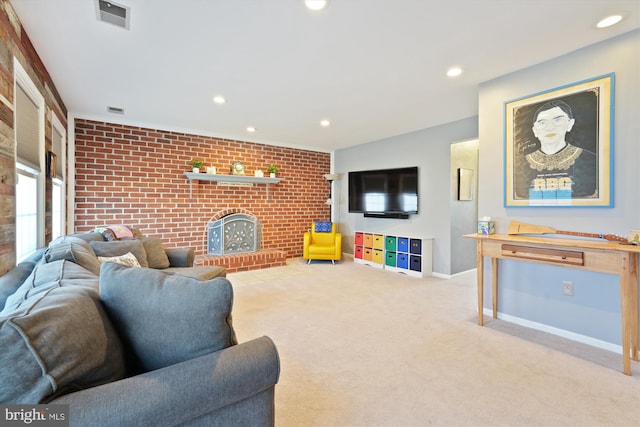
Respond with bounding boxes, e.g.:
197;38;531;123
52;178;63;240
15;165;38;260
51;115;66;240
14;58;45;261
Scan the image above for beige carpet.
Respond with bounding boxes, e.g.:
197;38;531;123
228;258;640;427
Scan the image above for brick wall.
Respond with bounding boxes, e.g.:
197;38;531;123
74;119;331;261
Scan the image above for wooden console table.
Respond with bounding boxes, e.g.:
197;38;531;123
465;233;639;375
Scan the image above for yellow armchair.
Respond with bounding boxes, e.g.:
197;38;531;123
303;222;342;264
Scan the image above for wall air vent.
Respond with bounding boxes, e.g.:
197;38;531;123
107;106;125;114
95;0;130;30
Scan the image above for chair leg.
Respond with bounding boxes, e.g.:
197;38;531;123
307;259;311;264
331;260;335;265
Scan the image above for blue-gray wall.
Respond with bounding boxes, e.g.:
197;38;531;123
477;29;639;350
334;29;639;351
334;117;478;276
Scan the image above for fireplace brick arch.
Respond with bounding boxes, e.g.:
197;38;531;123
209;208;257;222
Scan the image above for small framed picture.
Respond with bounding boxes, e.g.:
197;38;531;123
457;168;473;201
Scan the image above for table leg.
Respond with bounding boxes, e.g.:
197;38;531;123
492;257;499;319
629;254;638;362
620;253;634;375
477;241;484;326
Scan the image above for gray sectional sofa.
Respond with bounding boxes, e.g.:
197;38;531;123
0;233;280;426
70;230;227;280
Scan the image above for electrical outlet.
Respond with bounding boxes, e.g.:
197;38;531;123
562;280;574;296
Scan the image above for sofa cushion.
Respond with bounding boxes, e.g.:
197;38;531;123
161;266;227;280
99;262;238;373
140;238;171;269
0;285;126;403
89;240;149;268
0;249;45;311
164;247;195;268
45;236;101;276
3;260;100;312
97;252;141;267
0;264;33;311
71;232;106;243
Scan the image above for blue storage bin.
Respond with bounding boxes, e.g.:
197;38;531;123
397;253;409;269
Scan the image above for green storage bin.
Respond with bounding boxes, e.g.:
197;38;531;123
385;251;397;267
385;236;397;251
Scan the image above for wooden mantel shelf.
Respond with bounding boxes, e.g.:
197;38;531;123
184;172;282;185
184;172;282;198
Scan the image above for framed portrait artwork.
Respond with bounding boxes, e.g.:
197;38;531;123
504;73;614;207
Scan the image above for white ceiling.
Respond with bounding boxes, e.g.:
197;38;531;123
9;0;640;152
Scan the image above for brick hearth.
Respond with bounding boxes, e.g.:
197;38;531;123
195;249;287;273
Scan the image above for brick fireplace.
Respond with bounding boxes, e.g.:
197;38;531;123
197;208;286;272
207;211;261;256
73;119;330;273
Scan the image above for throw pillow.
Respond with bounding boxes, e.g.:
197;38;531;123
107;225;134;239
97;252;141;267
315;222;333;232
45;236;101;276
99;262;238;373
89;240;149;268
140;238;170;269
101;225;140;241
0;286;126;403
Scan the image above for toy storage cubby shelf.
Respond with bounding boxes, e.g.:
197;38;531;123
353;231;433;278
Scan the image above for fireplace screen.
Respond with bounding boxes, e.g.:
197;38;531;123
207;214;262;255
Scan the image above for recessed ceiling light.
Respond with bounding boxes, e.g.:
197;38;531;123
320;119;330;127
597;14;623;28
247;126;256;133
305;0;328;11
213;96;226;104
446;67;463;77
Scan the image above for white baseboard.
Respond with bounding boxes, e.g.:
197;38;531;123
483;309;623;355
433;268;477;280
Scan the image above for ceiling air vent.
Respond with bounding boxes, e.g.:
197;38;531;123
95;0;130;30
107;106;125;114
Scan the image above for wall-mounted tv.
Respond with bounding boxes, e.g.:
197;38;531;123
348;166;418;219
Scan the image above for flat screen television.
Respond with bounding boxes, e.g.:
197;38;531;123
348;166;418;219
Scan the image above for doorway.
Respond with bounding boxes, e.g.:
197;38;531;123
450;139;478;274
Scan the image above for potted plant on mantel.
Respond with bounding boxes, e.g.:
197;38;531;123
188;158;204;173
266;164;279;178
